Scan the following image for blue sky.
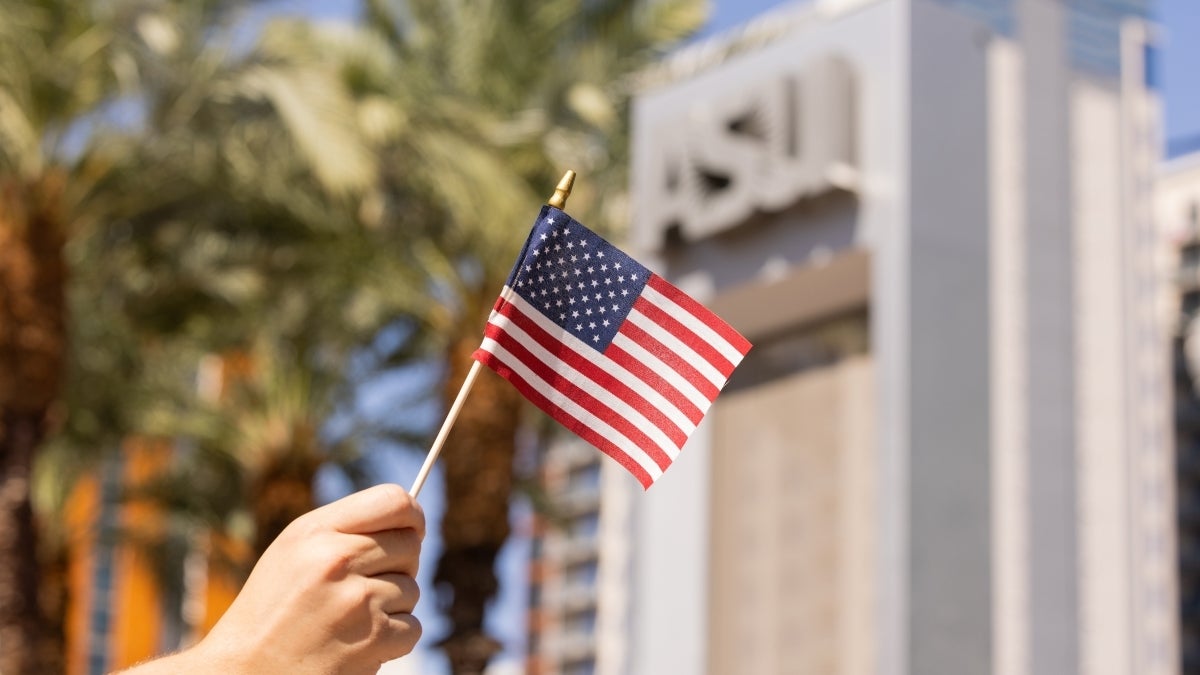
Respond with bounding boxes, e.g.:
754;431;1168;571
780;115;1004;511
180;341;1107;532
1159;0;1200;144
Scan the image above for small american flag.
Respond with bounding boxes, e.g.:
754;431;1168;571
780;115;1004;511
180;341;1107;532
473;205;751;488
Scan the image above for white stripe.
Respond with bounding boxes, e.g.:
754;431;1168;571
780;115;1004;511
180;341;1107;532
641;283;747;366
500;290;699;437
626;308;728;390
610;332;713;413
486;310;683;460
478;337;664;481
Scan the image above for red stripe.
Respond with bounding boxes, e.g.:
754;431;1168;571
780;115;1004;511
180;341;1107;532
492;301;689;449
618;321;720;402
473;349;654;489
633;296;736;378
646;274;752;355
604;343;704;426
482;323;673;472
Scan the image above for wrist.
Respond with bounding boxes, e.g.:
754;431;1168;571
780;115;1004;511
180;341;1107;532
186;633;254;674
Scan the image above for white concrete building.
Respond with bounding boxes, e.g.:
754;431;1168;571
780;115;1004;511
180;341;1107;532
584;1;1177;674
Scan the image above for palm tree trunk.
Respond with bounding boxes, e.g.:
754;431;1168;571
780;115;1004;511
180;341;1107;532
0;410;49;674
435;328;523;675
0;174;67;674
250;442;321;560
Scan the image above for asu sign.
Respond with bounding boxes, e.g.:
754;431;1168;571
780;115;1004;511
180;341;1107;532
638;55;858;247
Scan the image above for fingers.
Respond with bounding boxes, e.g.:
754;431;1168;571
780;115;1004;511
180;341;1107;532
317;484;425;537
365;573;420;615
348;529;421;577
379;613;422;662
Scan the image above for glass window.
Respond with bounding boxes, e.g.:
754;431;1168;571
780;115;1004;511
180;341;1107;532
566;560;599;588
564;607;597;635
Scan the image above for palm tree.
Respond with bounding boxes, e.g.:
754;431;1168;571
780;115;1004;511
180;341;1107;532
0;2;132;668
0;0;380;670
266;2;709;670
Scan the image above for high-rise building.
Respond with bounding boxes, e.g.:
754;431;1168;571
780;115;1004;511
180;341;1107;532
524;440;605;675
540;1;1175;674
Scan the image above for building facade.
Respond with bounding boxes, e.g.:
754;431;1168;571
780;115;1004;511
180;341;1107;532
557;1;1177;674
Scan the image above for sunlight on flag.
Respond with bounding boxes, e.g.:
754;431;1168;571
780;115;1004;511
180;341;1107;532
473;205;752;488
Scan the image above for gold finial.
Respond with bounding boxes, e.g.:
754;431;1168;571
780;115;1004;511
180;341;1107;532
547;170;576;210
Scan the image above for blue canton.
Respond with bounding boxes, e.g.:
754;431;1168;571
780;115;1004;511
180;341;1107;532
508;206;650;353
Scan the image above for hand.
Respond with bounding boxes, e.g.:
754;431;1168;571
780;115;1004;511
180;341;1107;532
122;484;425;674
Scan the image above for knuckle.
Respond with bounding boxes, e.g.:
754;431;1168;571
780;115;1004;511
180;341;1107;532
320;546;356;581
340;580;373;612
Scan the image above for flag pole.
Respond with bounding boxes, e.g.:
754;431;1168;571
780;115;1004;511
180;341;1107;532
409;170;577;498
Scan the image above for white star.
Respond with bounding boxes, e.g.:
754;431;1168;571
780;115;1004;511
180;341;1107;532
579;239;587;247
517;280;524;288
599;305;607;314
544;302;551;309
570;255;578;263
617;276;625;283
583;253;591;261
540;233;548;240
608;291;616;299
602;319;610;327
540;290;548;297
631;273;638;280
547;217;556;224
621;289;629;296
593;335;600;342
567;241;575;250
533;249;541;257
591;280;599;288
558;257;565;265
560;313;566;320
573;268;582;277
587;266;595;274
525;265;533;272
568;297;575;305
537;276;544;283
572;310;580;318
597;251;605;258
600;264;608;271
576;323;583;330
604;278;612;285
577;282;585;290
614;262;622;270
594;293;602;301
611;304;619;311
549;273;557;281
554;244;562;252
585;308;593;316
564;228;571;235
556;299;563;307
589;322;597;329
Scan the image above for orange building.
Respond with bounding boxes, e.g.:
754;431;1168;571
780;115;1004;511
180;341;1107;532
63;437;244;671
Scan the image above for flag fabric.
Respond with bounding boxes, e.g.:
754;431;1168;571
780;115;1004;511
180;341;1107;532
473;205;752;488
